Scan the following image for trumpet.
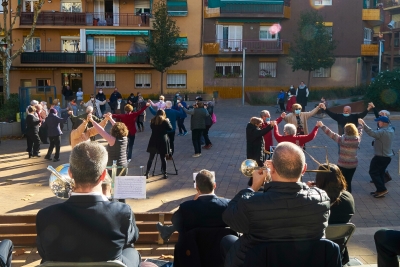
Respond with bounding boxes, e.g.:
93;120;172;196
240;159;269;177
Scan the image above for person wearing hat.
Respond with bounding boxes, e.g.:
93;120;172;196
358;116;395;198
42;108;68;162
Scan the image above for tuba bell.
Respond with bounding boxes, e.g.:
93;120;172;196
47;164;74;199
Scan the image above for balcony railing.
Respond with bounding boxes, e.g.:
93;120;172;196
20;12;150;27
362;8;384;22
221;4;284;14
204;39;284;54
20;51;149;64
361;44;379;56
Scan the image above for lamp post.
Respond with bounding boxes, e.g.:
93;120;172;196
242;47;246;106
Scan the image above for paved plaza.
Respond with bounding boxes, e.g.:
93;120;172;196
1;98;399;265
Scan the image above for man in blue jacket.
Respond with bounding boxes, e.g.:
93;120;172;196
173;96;188;136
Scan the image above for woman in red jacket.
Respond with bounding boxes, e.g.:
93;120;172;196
112;102;150;162
274;121;319;148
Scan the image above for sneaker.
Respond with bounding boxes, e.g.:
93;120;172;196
183;132;188;136
44;156;52;160
156;222;175;242
128;159;131;163
177;133;183;136
53;158;60;162
370;191;377;195
202;144;212;149
374;190;388;198
192;153;201;158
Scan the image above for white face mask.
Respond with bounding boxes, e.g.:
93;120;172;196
118;100;122;103
91;98;94;101
99;91;103;94
57;103;60;106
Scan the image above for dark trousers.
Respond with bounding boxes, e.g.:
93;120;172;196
167;131;175;155
203;125;212;146
46;135;61;159
177;118;187;134
0;239;13;267
374;229;400;267
279;102;285;111
121;246;141;267
338;166;356;193
100;105;106;115
27;133;41;156
126;134;135;160
146;153;166;173
192;129;203;154
370;156;392;192
39;126;48;143
220;235;239;265
136;119;143;131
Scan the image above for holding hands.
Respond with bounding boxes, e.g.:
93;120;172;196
316;121;324;127
358;118;365;126
367;102;375;111
280;112;286;119
319;103;326;110
87;113;93;122
270;121;276;127
146;102;151;107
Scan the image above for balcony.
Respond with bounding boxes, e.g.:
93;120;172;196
19;51;149;64
362;9;384;26
203;39;289;55
205;0;291;18
20;12;150;27
361;44;379;56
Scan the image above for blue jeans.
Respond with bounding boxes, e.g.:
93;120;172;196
0;239;13;267
126;134;135;160
369;155;391;192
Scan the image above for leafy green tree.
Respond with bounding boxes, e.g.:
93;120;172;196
0;0;45;99
142;0;186;94
365;69;400;111
287;10;337;87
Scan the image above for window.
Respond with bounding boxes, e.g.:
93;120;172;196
167;74;186;88
215;62;242;77
259;26;278;41
37;79;51;92
364;28;372;44
61;0;82;12
95;37;115;55
24;37;41;52
259;62;277;78
23;0;39;12
325;26;333;40
61;37;80;52
135;74;151;88
313;67;331;78
216;25;242;50
96;74;115;88
315;0;332;5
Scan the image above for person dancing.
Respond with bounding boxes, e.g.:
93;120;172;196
246;117;274;167
144;110;172;179
26;106;41;158
316;121;361;193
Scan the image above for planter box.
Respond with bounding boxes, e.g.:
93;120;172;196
0;122;22;137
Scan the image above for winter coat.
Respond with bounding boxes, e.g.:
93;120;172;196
183;107;209;130
147;120;173;155
246;123;273;165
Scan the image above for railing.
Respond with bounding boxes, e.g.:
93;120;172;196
220;3;284;14
19;51;149;64
207;39;283;53
20;12;150;27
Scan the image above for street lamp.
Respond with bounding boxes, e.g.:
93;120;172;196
242;47;246;106
378;39;385;73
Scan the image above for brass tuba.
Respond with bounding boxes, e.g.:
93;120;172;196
47;164;74;199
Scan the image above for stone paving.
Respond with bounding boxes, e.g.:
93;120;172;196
1;98;400;265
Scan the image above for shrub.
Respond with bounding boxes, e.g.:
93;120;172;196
365;69;400;111
0;94;20;122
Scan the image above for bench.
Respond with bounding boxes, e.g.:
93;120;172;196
0;213;178;247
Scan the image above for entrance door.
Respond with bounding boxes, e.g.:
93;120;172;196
113;0;119;26
105;0;113;25
94;0;105;20
71;78;83;94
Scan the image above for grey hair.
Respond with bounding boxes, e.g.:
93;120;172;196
86;106;93;113
380;110;390;117
31;100;39;106
165;101;172;108
195;169;215;194
272;142;305;180
260;110;270;118
284;124;297;136
69;142;108;186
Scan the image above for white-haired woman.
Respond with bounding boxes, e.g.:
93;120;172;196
148;95;166;110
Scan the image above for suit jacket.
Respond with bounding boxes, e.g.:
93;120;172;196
36;195;139;263
42;113;66;137
172;195;230;234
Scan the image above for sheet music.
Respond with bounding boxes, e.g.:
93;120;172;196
114;176;146;199
193;171;215;188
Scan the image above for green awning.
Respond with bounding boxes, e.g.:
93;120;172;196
86;30;149;36
176;37;188;49
217;18;280;23
167;0;188;16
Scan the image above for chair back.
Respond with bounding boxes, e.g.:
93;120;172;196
174;227;237;267
325;223;356;247
37;260;126;267
243;239;342;267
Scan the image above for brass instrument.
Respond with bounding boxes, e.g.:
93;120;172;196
47;164;74;199
240;159;269;177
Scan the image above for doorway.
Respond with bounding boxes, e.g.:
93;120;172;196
105;0;113;26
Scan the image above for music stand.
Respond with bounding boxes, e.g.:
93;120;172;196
151;153;178;176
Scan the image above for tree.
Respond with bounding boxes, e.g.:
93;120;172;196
287;10;337;87
0;0;45;99
365;69;400;111
142;0;186;95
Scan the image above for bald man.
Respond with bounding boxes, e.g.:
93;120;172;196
321;102;373;135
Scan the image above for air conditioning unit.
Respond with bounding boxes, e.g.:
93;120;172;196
388;20;395;30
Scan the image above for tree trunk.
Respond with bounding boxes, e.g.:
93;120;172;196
307;70;311;88
3;58;10;100
160;71;164;95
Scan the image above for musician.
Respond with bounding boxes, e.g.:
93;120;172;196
36;142;141;267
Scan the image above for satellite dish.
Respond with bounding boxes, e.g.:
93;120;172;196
388;20;395;30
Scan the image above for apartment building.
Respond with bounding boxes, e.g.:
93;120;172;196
202;0;384;97
382;0;400;70
4;0;202;100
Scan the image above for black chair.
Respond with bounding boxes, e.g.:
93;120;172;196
0;239;13;267
243;239;341;267
174;227;238;267
325;223;356;265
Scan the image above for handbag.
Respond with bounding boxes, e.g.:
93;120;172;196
211;113;217;124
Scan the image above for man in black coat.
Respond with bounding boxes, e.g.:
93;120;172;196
108;88;123;114
246;117;274;167
156;169;229;242
296;81;309;111
321;102;373;135
36;142;141;267
221;142;330;267
62;86;74;108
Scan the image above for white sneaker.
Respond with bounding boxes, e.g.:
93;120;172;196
128;159;131;163
192;154;201;158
